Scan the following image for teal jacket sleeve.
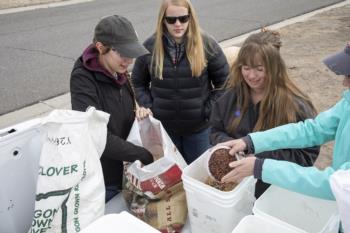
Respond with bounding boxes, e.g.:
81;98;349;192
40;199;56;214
249;99;344;153
262;159;350;200
250;91;350;200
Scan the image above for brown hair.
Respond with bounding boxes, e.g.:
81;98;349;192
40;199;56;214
226;40;316;133
151;0;206;79
92;38;111;55
245;28;282;50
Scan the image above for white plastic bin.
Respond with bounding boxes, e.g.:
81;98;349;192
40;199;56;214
182;148;256;233
0;119;43;233
330;170;350;233
231;215;298;233
80;211;161;233
253;185;340;233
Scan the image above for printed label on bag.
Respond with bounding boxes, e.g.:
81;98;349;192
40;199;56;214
31;208;59;230
30;188;72;232
48;136;72;146
39;165;78;176
73;184;81;232
140;165;182;195
81;160;86;180
165;189;173;223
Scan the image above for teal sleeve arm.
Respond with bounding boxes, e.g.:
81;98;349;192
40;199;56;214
262;159;350;200
249;101;343;153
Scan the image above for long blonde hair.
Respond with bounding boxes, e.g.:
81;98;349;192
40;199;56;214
152;0;206;79
226;41;316;133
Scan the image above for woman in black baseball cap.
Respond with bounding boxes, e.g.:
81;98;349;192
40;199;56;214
70;15;154;202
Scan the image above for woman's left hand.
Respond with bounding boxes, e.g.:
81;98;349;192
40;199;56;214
135;107;153;121
221;156;256;183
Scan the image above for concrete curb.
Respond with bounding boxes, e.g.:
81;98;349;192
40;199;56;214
0;93;71;128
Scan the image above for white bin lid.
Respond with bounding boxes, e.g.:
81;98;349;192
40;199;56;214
231;215;298;233
253;185;339;233
81;212;161;233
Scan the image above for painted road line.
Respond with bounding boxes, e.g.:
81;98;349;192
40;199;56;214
0;0;94;15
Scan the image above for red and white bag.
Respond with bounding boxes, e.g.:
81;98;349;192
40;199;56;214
123;116;187;233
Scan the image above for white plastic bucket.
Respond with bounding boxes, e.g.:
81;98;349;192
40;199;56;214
231;215;298;233
330;170;350;233
253;185;340;233
182;148;256;233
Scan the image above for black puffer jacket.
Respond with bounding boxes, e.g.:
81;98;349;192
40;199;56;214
210;90;320;198
131;32;229;135
70;45;153;190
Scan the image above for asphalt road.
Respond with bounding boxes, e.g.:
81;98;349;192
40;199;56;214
0;0;343;115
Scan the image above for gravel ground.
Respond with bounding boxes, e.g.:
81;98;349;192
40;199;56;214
277;4;350;169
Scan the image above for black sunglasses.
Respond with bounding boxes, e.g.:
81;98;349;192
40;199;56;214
164;15;190;24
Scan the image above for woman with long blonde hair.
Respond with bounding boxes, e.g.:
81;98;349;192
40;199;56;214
132;0;229;163
210;33;319;198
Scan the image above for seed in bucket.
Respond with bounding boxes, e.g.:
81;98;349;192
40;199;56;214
208;148;237;181
206;176;238;191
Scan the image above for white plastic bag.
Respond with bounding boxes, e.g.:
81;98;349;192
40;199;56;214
127;116;187;168
28;107;109;233
123;116;188;232
330;170;350;233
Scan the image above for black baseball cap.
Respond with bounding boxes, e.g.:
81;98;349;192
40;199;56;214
323;42;350;76
94;15;149;58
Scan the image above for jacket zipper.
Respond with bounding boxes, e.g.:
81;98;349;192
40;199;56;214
174;43;179;70
119;88;122;102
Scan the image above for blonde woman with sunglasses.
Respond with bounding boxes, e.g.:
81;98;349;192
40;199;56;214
132;0;229;164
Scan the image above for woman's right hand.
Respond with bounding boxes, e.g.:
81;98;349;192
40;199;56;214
221;156;256;183
217;139;247;155
135;107;153;121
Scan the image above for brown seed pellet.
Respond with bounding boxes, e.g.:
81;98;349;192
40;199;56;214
208;148;236;181
205;176;238;191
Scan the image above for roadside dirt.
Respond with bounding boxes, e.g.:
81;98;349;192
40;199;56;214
278;4;350;168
